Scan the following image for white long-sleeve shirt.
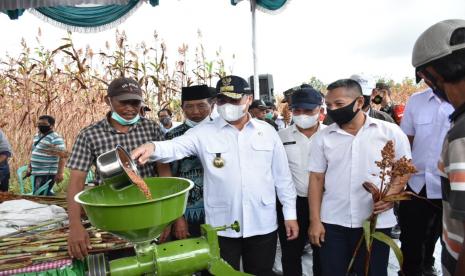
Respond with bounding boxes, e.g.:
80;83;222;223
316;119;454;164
151;116;297;238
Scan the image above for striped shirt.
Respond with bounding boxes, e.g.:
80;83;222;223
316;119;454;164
31;132;65;175
439;102;465;276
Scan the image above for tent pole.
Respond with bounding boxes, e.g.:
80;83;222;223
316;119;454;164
251;0;259;100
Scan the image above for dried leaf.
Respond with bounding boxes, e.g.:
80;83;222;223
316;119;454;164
383;192;412;202
50;44;72;56
362;182;380;202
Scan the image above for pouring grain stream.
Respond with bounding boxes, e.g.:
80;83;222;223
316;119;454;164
122;161;152;200
115;147;152;199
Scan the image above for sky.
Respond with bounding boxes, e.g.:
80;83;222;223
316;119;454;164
0;0;464;94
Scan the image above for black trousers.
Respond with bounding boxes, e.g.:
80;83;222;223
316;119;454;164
218;231;277;276
277;196;321;276
399;185;442;276
33;174;56;195
188;219;204;238
319;223;391;276
0;170;9;192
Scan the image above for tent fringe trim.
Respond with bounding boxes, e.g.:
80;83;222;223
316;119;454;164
28;0;144;33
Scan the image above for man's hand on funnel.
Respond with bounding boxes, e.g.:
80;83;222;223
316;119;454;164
158;225;171;243
131;143;155;165
284;220;299;240
173;217;190;240
67;223;92;260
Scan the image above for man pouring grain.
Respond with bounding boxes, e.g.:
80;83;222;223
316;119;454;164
66;77;170;259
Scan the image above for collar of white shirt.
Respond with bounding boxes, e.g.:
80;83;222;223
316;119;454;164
426;88;444;104
291;123;300;134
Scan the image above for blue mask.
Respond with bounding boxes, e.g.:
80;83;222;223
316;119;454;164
111;111;140;125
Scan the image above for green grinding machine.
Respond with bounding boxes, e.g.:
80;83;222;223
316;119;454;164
75;177;252;276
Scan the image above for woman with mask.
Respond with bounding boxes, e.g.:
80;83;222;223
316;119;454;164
131;75;299;276
277;87;325;276
308;79;412;276
66;77;171;260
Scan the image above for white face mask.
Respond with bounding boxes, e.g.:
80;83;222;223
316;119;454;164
217;103;247;122
185;116;210;128
293;114;319;129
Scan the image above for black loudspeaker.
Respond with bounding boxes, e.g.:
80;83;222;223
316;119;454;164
249;74;274;103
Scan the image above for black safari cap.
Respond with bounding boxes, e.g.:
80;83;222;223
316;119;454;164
216;75;252;99
182;85;216;102
107;77;143;101
291;87;323;110
250;99;267;110
281;84;313;103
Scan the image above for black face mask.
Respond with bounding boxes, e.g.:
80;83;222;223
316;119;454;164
372;95;383;105
38;125;51;134
433;88;450;103
327;99;361;126
363;96;371;109
421;69;450;103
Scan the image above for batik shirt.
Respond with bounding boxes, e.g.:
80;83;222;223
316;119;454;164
166;123;205;224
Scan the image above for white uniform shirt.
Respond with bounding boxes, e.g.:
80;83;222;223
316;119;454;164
308;116;411;228
278;123;326;197
400;89;453;199
151;116;297;238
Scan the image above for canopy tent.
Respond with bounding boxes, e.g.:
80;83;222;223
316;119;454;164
0;0;287;15
0;0;289;99
0;0;129;10
1;0;158;23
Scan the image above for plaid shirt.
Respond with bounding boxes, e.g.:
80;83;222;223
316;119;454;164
67;114;164;183
0;259;73;275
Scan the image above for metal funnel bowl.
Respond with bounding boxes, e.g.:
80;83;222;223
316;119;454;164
75;177;193;243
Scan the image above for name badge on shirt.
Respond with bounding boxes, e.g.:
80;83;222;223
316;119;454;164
283;141;297;146
213;153;225;168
